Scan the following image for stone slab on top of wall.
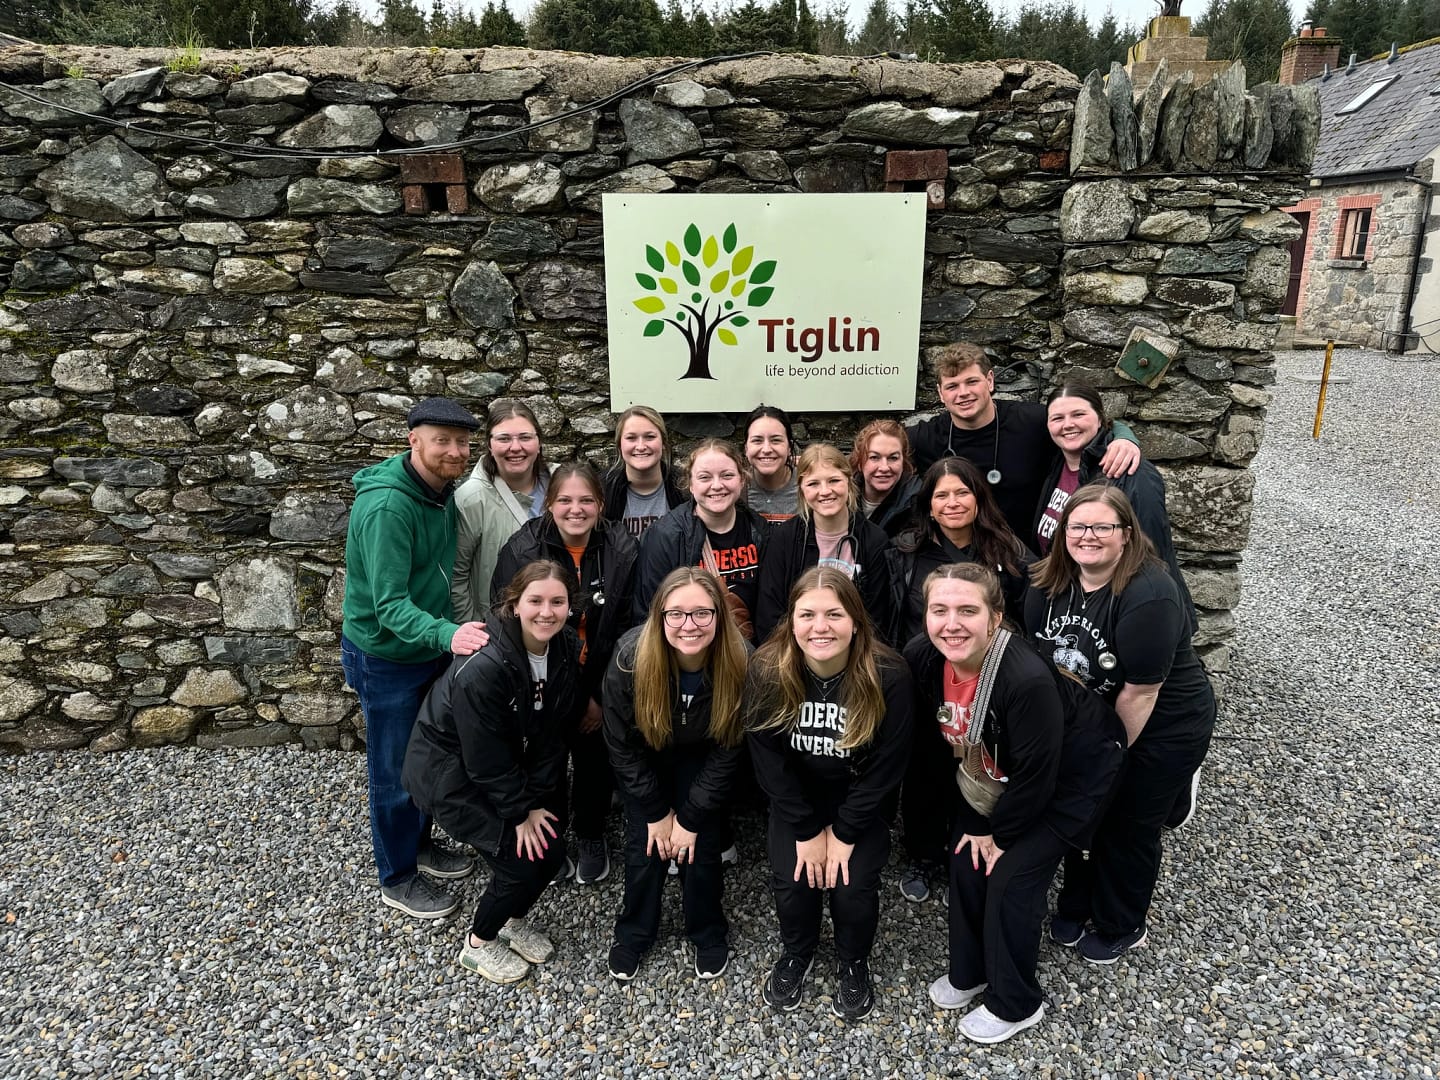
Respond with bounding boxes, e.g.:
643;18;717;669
0;45;1307;752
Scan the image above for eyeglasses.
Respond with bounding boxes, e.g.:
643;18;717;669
1065;522;1126;538
491;433;538;447
662;608;716;628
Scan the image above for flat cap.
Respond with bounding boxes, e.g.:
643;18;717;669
407;397;480;431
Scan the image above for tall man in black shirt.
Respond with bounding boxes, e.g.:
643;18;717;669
908;344;1140;543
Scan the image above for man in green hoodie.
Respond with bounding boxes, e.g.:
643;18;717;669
342;397;490;920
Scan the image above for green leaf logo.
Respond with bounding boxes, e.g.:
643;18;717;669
629;223;781;381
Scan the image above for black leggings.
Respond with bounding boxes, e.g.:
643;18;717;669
767;813;889;964
552;723;614;842
470;825;567;940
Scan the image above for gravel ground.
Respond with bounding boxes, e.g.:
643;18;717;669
2;348;1438;1078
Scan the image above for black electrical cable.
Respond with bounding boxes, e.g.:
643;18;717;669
0;49;781;161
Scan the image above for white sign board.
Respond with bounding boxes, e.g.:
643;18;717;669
603;193;925;413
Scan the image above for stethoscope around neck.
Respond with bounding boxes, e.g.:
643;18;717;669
944;411;1002;486
1043;585;1119;671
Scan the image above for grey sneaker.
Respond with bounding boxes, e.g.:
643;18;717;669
459;936;529;984
498;918;554;964
928;974;986;1010
720;844;739;867
417;841;475;880
575;838;610;885
380;876;457;920
899;862;930;903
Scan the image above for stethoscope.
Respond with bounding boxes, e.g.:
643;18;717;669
1042;588;1119;671
940;360;1033;486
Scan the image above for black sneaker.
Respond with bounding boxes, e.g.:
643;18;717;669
898;862;930;903
762;952;813;1011
833;958;875;1021
417;841;475;880
695;942;729;979
379;875;457;920
1050;916;1085;948
608;943;640;982
575;838;610;885
1078;925;1148;965
1165;769;1202;831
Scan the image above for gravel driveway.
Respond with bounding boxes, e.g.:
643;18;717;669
2;349;1437;1078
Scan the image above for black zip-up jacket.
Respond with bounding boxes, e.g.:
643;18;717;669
633;499;771;622
601;463;686;528
858;472;923;538
753;512;896;646
402;618;579;856
744;647;913;845
601;626;747;832
903;633;1125;850
1030;426;1198;635
889;521;1034;643
491;515;638;710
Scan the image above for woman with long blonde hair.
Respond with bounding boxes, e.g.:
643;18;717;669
602;568;751;982
745;568;914;1021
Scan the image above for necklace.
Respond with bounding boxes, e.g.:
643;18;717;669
1072;583;1118;670
806;667;845;705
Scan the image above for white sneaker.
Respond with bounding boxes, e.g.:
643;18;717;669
957;1002;1045;1044
498;918;554;964
928;974;986;1010
458;937;529;984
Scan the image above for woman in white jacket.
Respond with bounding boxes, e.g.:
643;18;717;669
452;399;557;622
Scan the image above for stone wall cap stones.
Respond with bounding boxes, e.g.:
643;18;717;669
227;72;312;104
0;78;105;124
405;69;545;103
102;66;165;108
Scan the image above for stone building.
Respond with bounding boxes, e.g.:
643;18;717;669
1279;32;1440;352
0;45;1314;751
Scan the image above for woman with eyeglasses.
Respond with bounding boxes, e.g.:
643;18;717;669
1023;484;1214;966
602;568;750;982
849;419;923;539
634;439;770;642
492;462;638;887
745;568;913;1021
402;561;578;985
754;443;896;646
1033;381;1195;633
890;457;1034;906
744;405;800;524
907;563;1124;1043
453;399;557;621
603;405;686;541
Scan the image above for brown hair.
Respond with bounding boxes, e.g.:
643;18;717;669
794;443;858;522
1029;484;1160;598
544;461;605;514
932;342;993;381
922;562;1005;615
481;399;549;483
749;567;894;752
1044;380;1108;425
497;559;574;617
627;568;748;751
906;457;1025;578
614;405;671;468
848;419;914;479
681;438;747;493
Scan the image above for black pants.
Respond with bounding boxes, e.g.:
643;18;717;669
767;813;889;964
1057;720;1212;937
471;825;567;940
900;720;958;868
948;801;1069;1022
614;753;728;955
553;723;614;842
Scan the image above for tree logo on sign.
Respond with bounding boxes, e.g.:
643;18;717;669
632;222;778;381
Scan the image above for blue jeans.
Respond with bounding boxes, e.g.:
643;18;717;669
341;636;451;888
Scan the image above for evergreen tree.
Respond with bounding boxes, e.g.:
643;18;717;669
478;0;526;43
857;0;900;52
772;0;799;46
796;0;820;50
306;0;372;45
713;0;788;50
530;0;665;55
690;1;718;54
158;0;311;46
928;0;995;60
50;0;172;45
1197;0;1295;82
661;0;696;53
380;0;426;42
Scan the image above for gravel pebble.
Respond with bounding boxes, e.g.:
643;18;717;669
2;349;1437;1077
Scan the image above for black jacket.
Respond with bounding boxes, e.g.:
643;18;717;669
602;626;745;833
633;500;772;623
889;521;1033;643
601;463;686;528
1030;426;1198;634
858;472;923;538
904;632;1125;849
753;512;897;646
491;515;638;709
744;647;914;845
402;618;579;856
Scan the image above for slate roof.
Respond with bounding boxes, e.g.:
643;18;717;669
1309;38;1440;179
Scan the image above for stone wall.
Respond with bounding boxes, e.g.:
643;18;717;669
0;45;1314;752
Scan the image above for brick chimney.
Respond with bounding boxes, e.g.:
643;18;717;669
1280;25;1342;84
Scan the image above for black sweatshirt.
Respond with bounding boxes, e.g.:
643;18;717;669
744;648;913;845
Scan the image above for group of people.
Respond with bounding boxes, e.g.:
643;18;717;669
338;342;1215;1043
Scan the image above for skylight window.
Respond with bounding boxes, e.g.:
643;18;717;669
1337;76;1398;114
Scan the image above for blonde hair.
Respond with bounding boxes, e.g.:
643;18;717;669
795;443;858;522
749;567;893;752
682;438;747;493
628;568;747;751
615;405;671;468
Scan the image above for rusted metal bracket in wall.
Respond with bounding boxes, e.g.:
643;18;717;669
883;150;948;210
400;154;469;215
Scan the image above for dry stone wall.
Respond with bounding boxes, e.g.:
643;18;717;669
0;45;1314;752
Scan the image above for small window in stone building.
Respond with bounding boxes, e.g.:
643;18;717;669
1340;208;1372;258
